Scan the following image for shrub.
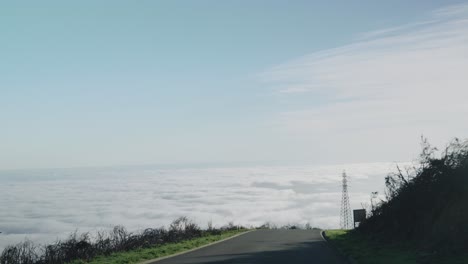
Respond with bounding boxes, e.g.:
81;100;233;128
0;217;243;264
358;138;468;251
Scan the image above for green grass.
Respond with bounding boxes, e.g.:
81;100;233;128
325;230;468;264
69;229;248;264
325;229;417;264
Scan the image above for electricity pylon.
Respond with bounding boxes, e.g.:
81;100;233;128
340;170;352;229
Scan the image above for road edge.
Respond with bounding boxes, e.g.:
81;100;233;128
140;230;255;264
320;230;357;264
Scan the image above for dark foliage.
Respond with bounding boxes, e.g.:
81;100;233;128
358;138;468;251
0;217;243;264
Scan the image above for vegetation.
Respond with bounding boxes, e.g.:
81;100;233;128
0;217;246;264
325;229;468;264
325;229;419;264
68;229;245;264
327;137;468;263
359;138;468;251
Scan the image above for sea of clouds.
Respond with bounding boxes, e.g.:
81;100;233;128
0;162;405;251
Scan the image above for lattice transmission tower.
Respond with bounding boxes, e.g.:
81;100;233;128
340;170;352;229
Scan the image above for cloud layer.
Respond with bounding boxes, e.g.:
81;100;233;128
0;162;396;250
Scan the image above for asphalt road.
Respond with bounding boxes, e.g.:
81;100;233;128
151;229;346;264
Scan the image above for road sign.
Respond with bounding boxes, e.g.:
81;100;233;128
353;209;366;228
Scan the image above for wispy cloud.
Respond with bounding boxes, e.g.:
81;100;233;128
261;4;468;152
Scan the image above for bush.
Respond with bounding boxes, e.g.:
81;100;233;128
358;138;468;251
0;217;243;264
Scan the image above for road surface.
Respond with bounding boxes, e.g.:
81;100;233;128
151;229;346;264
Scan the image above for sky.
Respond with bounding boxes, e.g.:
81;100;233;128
1;0;468;170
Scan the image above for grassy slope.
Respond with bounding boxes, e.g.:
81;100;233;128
325;230;468;264
70;229;248;264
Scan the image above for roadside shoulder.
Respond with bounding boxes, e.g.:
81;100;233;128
321;230;356;264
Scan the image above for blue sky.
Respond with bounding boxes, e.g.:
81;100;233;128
1;0;468;170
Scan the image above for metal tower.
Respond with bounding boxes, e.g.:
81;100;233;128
340;170;352;229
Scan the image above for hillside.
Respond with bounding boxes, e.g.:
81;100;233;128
358;138;468;252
